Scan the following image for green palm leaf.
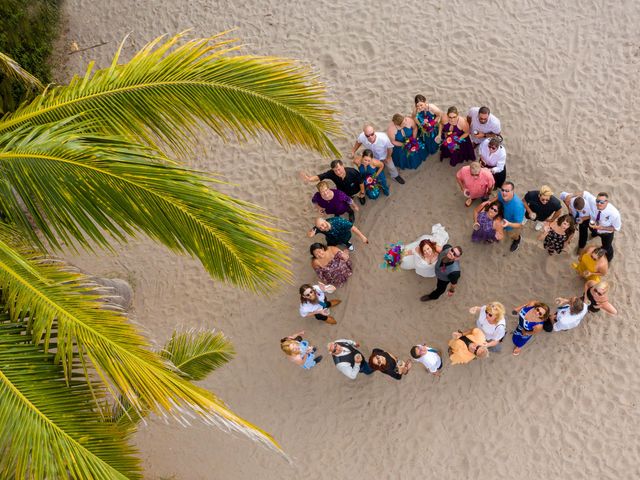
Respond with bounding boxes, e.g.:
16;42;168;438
0;32;340;156
162;329;235;381
0;122;291;290
0;320;141;480
0;232;282;452
112;329;234;430
0;51;44;92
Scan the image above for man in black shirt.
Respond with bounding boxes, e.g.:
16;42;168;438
301;160;366;204
523;185;562;231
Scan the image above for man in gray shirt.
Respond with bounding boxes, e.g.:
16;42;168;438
420;244;462;301
327;339;374;380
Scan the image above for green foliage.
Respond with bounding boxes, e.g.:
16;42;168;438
0;0;60;113
0;318;142;479
162;329;235;381
0;33;338;477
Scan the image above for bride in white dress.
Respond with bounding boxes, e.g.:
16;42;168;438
400;224;449;277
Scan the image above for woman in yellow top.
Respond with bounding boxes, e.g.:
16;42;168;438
448;328;488;365
572;246;608;283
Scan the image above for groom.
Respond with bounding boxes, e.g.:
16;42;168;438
420;245;462;301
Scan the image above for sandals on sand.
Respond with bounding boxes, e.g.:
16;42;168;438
464;198;473;207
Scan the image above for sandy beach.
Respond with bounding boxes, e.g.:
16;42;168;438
58;0;640;478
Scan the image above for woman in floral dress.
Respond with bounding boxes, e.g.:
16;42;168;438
309;243;353;288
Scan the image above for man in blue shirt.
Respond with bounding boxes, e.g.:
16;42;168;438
498;181;525;252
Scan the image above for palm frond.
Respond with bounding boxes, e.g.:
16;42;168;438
0;32;340;156
0;231;282;452
0;51;44;92
0;122;291;290
0;319;140;480
111;329;234;429
162;329;235;381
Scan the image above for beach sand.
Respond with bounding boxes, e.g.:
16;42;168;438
58;0;640;478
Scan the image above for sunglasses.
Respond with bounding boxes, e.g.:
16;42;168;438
501;188;512;193
596;200;607;205
365;132;375;138
594;289;606;295
489;206;499;211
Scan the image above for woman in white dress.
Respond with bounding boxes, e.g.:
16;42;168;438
400;224;449;277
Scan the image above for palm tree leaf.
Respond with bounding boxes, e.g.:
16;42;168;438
0;51;44;92
0;319;140;480
112;329;234;429
0;231;283;452
0;122;291;291
0;32;340;156
161;329;235;381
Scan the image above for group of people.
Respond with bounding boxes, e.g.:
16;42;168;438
283;97;621;379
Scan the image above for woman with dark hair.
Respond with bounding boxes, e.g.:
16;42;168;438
583;280;617;315
298;283;340;325
368;348;412;380
310;242;352;288
400;224;449;277
511;301;551;356
472;200;504;243
387;113;424;170
354;148;389;198
478;137;507;188
540;214;575;255
439;106;475;166
413;94;442;156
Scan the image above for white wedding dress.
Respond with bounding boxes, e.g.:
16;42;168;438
400;224;450;277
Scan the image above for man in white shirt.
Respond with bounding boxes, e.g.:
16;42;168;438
327;339;373;380
545;296;589;332
560;190;595;252
588;192;621;261
478;137;507;188
410;344;442;375
466;106;502;147
350;123;405;184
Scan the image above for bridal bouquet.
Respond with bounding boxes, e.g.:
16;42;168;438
381;242;403;270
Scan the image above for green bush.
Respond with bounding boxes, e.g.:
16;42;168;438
0;0;61;113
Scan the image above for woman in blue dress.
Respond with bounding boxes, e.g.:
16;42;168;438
387;113;425;170
440;106;476;166
355;149;389;198
413;94;442;156
511;301;550;356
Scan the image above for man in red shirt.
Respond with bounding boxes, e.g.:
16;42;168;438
455;161;495;207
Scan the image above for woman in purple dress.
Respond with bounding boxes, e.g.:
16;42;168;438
310;243;353;288
472;200;504;243
440;106;475;166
